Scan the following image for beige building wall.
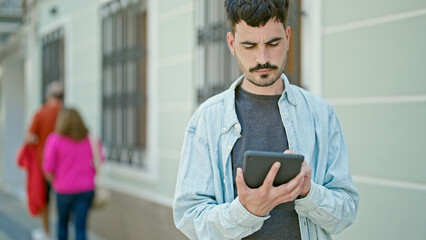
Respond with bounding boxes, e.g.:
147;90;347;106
22;0;194;239
321;1;426;239
2;0;425;239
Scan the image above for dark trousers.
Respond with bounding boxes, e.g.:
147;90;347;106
56;191;94;240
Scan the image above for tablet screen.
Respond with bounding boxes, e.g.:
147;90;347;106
243;150;304;210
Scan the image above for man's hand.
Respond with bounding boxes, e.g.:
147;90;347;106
236;151;312;217
236;162;304;217
25;132;38;144
285;150;311;197
44;172;54;183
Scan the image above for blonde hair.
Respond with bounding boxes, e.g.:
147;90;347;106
55;107;88;141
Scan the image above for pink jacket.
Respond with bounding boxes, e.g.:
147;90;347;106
43;133;105;194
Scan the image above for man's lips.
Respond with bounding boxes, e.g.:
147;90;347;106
255;68;273;74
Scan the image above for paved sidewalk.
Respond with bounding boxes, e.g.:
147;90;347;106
0;187;105;240
0;187;38;240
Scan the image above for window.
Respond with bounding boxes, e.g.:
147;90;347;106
195;1;240;104
101;0;147;167
284;0;301;87
196;0;301;103
0;0;23;43
41;28;65;103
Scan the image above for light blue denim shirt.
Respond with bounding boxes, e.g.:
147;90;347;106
173;74;359;240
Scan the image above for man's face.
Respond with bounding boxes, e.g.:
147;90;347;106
227;18;291;88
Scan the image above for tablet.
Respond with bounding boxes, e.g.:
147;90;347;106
243;150;304;210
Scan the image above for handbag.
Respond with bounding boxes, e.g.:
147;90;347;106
89;135;110;209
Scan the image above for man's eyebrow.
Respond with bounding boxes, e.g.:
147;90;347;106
266;37;282;44
240;41;257;45
240;37;283;45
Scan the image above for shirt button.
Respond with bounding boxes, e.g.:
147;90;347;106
227;145;232;150
234;123;240;129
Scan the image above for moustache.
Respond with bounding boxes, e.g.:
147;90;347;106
249;63;278;72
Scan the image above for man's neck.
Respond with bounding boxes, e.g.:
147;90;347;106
46;98;61;107
240;77;284;96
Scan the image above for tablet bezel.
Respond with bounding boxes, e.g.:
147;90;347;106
242;150;304;210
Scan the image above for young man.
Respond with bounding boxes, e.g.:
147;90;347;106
173;1;359;239
26;81;64;240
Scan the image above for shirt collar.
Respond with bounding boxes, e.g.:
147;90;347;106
281;73;297;106
222;75;244;133
222;74;296;133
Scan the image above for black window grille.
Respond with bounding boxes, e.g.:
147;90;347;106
41;28;64;103
196;1;240;104
101;0;147;167
196;0;301;104
0;0;23;43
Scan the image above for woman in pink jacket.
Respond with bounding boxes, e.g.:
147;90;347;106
43;107;104;240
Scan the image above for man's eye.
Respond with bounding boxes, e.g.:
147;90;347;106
243;45;255;49
268;42;279;47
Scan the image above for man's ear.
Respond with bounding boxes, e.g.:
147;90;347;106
285;25;291;42
284;25;291;51
226;32;235;56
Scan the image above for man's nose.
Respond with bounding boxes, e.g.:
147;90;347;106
256;45;269;65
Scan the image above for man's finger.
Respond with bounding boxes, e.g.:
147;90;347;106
284;149;295;154
277;170;304;193
235;168;248;192
262;162;281;187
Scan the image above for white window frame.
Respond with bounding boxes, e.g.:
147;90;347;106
300;0;322;95
99;0;158;188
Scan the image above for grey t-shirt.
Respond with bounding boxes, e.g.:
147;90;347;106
231;86;301;240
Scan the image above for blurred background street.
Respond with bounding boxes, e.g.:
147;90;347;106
0;187;37;240
1;0;426;239
0;187;105;240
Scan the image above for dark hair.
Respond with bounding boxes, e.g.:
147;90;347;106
225;0;289;33
55;107;89;141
